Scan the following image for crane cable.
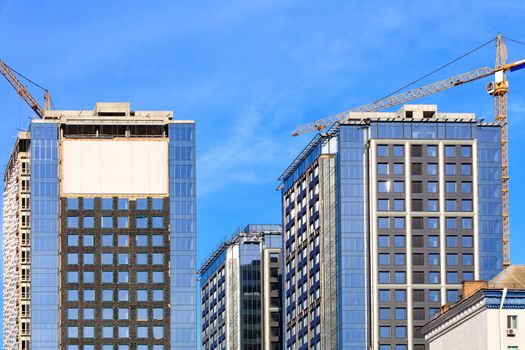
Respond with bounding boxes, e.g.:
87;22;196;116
371;37;498;103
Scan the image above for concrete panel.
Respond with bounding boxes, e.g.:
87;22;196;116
61;139;168;195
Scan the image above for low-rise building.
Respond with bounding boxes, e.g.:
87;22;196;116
420;265;525;350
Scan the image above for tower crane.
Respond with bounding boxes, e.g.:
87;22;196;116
292;34;525;268
0;59;50;119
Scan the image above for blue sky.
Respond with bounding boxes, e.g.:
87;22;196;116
1;0;525;339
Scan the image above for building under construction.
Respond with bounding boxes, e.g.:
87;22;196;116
198;224;283;350
3;102;197;349
279;104;504;350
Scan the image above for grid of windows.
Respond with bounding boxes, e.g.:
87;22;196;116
61;197;169;349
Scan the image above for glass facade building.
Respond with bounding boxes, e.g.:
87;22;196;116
3;103;197;350
279;105;504;350
198;224;282;350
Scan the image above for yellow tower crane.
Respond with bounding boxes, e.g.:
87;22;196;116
292;34;525;268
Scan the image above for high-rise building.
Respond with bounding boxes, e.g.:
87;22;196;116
278;105;503;350
3;102;197;350
198;224;282;350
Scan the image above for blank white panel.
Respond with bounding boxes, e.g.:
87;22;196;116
62;139;168;195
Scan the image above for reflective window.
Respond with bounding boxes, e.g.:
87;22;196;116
447;254;458;266
378;200;388;211
103;326;113;338
153;289;164;301
378;163;389;175
379;290;390;302
68;326;78;338
118;217;129;228
102;290;113;302
427;145;437;157
118;198;129;210
378;217;389;229
137;326;148;338
68;272;78;283
394;217;405;229
461;200;472;211
428;199;438;211
377;145;388;157
153;326;164;339
378;236;389;247
152;253;163;265
68;234;78;246
427;181;438;193
428;254;439;266
84;198;94;210
446;181;457;193
394;236;405;248
379;254;389;265
152;198;164;210
102;234;113;247
395;308;406;320
137;253;148;265
84;253;94;265
137;289;148;302
118;253;129;265
427;163;438;175
102;198;113;210
67;217;78;228
447;272;458;283
395;326;406;339
461;145;472;157
445;163;456;175
84;289;95;301
447;236;458;248
136;198;148;210
379;326;391;338
152;235;164;247
394;254;405;265
462;236;473;248
461;181;472;193
67;198;79;210
102;253;113;265
393;181;404;193
379;308;390;320
84;216;94;228
152;217;163;228
153;272;164;283
445;145;456;157
84;271;94;283
428;217;439;229
137;272;148;283
136;235;148;247
428;290;440;302
137;217;148;229
153;308;164;320
428;272;440;284
394;272;406;283
102;272;113;283
446;217;457;229
463;254;474;266
118;234;129;247
393;163;404;175
68;253;78;265
461;163;472;176
447;290;459;303
393;199;404;211
101;216;113;228
84;326;95;338
446;200;456;211
428;235;439;247
393;145;404;156
118;290;129;302
118;271;129;284
378;181;389;193
84;234;94;246
137;308;148;321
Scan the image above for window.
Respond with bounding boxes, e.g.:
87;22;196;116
447;290;459;303
137;217;148;229
118;253;129;265
446;217;457;229
427;145;437;157
379;290;390;302
102;198;113;210
137;308;148;321
447;272;458;283
118;217;129;228
507;315;518;329
445;145;456;157
379;236;389;247
152;253;163;264
152;198;164;210
84;253;94;265
118;198;129;210
393;145;404;157
463;254;473;266
428;199;438;211
101;216;113;228
395;308;406;320
462;236;473;248
379;326;391;338
378;145;388;157
118;326;129;338
136;198;148;210
395;290;406;302
68;308;78;320
446;200;456;211
84;289;95;301
102;271;113;283
412;199;423;211
394;272;406;284
394;254;405;265
137;235;148;247
447;236;458;248
447;254;458;266
102;234;113;247
84;271;94;283
379;272;390;283
153;326;164;339
102;253;113;265
379;308;390;320
445;163;456;175
84;198;94;210
428;217;439;229
379;254;389;265
118;308;129;320
394;217;405;229
102;290;113;302
67;217;78;228
68;235;78;246
462;217;473;229
427;181;438;193
137;272;148;284
446;181;457;193
395;326;407;339
137;326;148;338
461;182;472;193
461;200;472;211
153;272;164;283
118;271;129;284
412;217;423;229
137;253;148;265
393;163;404;175
68;326;78;338
461;163;472;176
378;163;389;175
394;236;405;248
461;145;471;157
152;217;163;228
427;163;438;175
393;199;404;211
67;198;78;210
429;272;440;284
84;326;95;338
68;253;78;265
153;289;164;301
118;234;129;247
152;235;164;247
412;163;422;176
428;290;440;302
379;217;389;229
84;216;94;228
394;181;405;193
464;271;474;281
411;145;422;157
378;181;389;193
118;290;129;302
153;308;164;320
137;289;148;302
428;254;439;266
68;272;79;283
84;234;94;246
428;236;439;248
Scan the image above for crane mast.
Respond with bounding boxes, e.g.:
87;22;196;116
292;35;525;269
